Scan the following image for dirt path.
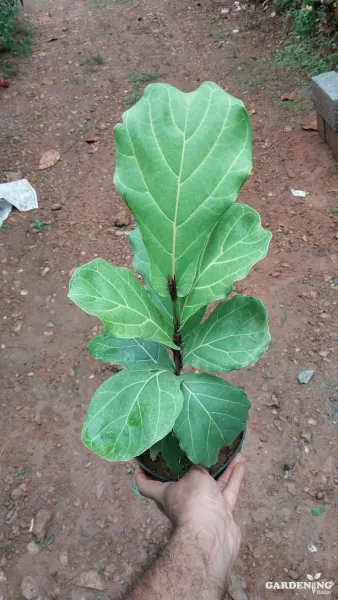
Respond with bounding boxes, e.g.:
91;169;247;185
1;0;337;598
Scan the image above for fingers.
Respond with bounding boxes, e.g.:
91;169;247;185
217;452;245;493
135;466;168;503
222;460;246;513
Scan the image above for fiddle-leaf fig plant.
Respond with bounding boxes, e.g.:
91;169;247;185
69;81;272;475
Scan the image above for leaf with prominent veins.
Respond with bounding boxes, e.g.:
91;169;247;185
82;366;183;461
174;373;250;467
69;259;177;349
183;295;270;372
114;82;252;297
180;204;271;326
88;332;173;369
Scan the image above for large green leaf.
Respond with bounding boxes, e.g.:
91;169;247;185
82;366;183;461
183;295;270;372
129;228;173;324
114;82;252;297
180;204;272;327
174;373;250;467
88;332;173;369
69;259;176;349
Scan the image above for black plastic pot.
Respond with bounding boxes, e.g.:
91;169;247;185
137;430;245;483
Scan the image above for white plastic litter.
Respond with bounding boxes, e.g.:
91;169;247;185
291;188;307;198
221;7;229;14
308;543;317;553
0;179;38;226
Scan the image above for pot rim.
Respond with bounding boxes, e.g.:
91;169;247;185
136;430;245;483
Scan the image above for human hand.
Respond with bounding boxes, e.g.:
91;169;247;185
135;453;245;580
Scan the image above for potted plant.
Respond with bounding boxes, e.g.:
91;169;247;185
69;81;271;481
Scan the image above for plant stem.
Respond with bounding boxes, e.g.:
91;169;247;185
168;276;183;376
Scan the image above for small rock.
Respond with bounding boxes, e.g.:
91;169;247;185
288;570;300;580
76;570;106;591
318;350;329;358
13;321;22;333
331;407;338;424
316;491;324;500
20;290;28;296
0;558;6;567
114;211;130;228
0;570;6;582
259;434;268;442
27;541;40;556
51;203;62;211
297;370;314;384
69;267;76;277
228;574;248;600
115;229;130;236
85;135;98;143
21;575;39;600
41;267;50;276
97;123;107;131
105;563;116;575
308;418;317;426
59;551;68;566
32;508;53;541
274;419;283;432
11;486;26;501
300;431;312;443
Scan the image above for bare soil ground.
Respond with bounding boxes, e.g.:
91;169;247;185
0;0;337;598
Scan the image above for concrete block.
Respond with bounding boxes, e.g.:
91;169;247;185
326;122;338;161
312;71;338;133
316;110;326;141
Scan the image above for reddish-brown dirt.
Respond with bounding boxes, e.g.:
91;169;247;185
1;0;337;598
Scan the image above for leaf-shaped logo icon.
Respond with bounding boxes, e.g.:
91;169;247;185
307;574;313;581
314;573;321;580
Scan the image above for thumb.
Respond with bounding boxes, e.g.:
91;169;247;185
135;466;168;503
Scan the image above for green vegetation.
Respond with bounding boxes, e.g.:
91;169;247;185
0;0;33;80
69;82;271;477
274;0;338;76
32;219;51;231
75;74;88;85
80;54;104;68
124;70;159;106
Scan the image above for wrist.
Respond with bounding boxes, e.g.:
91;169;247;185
173;523;230;589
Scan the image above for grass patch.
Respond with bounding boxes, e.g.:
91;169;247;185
75;74;88;85
124;89;143;107
282;99;309;115
32;219;51;231
124;70;160;106
80;54;104;68
128;70;159;85
275;41;336;77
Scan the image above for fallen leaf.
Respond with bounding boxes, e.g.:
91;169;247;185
302;120;317;131
38;149;61;170
40;78;54;86
85;135;98;143
280;92;296;101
